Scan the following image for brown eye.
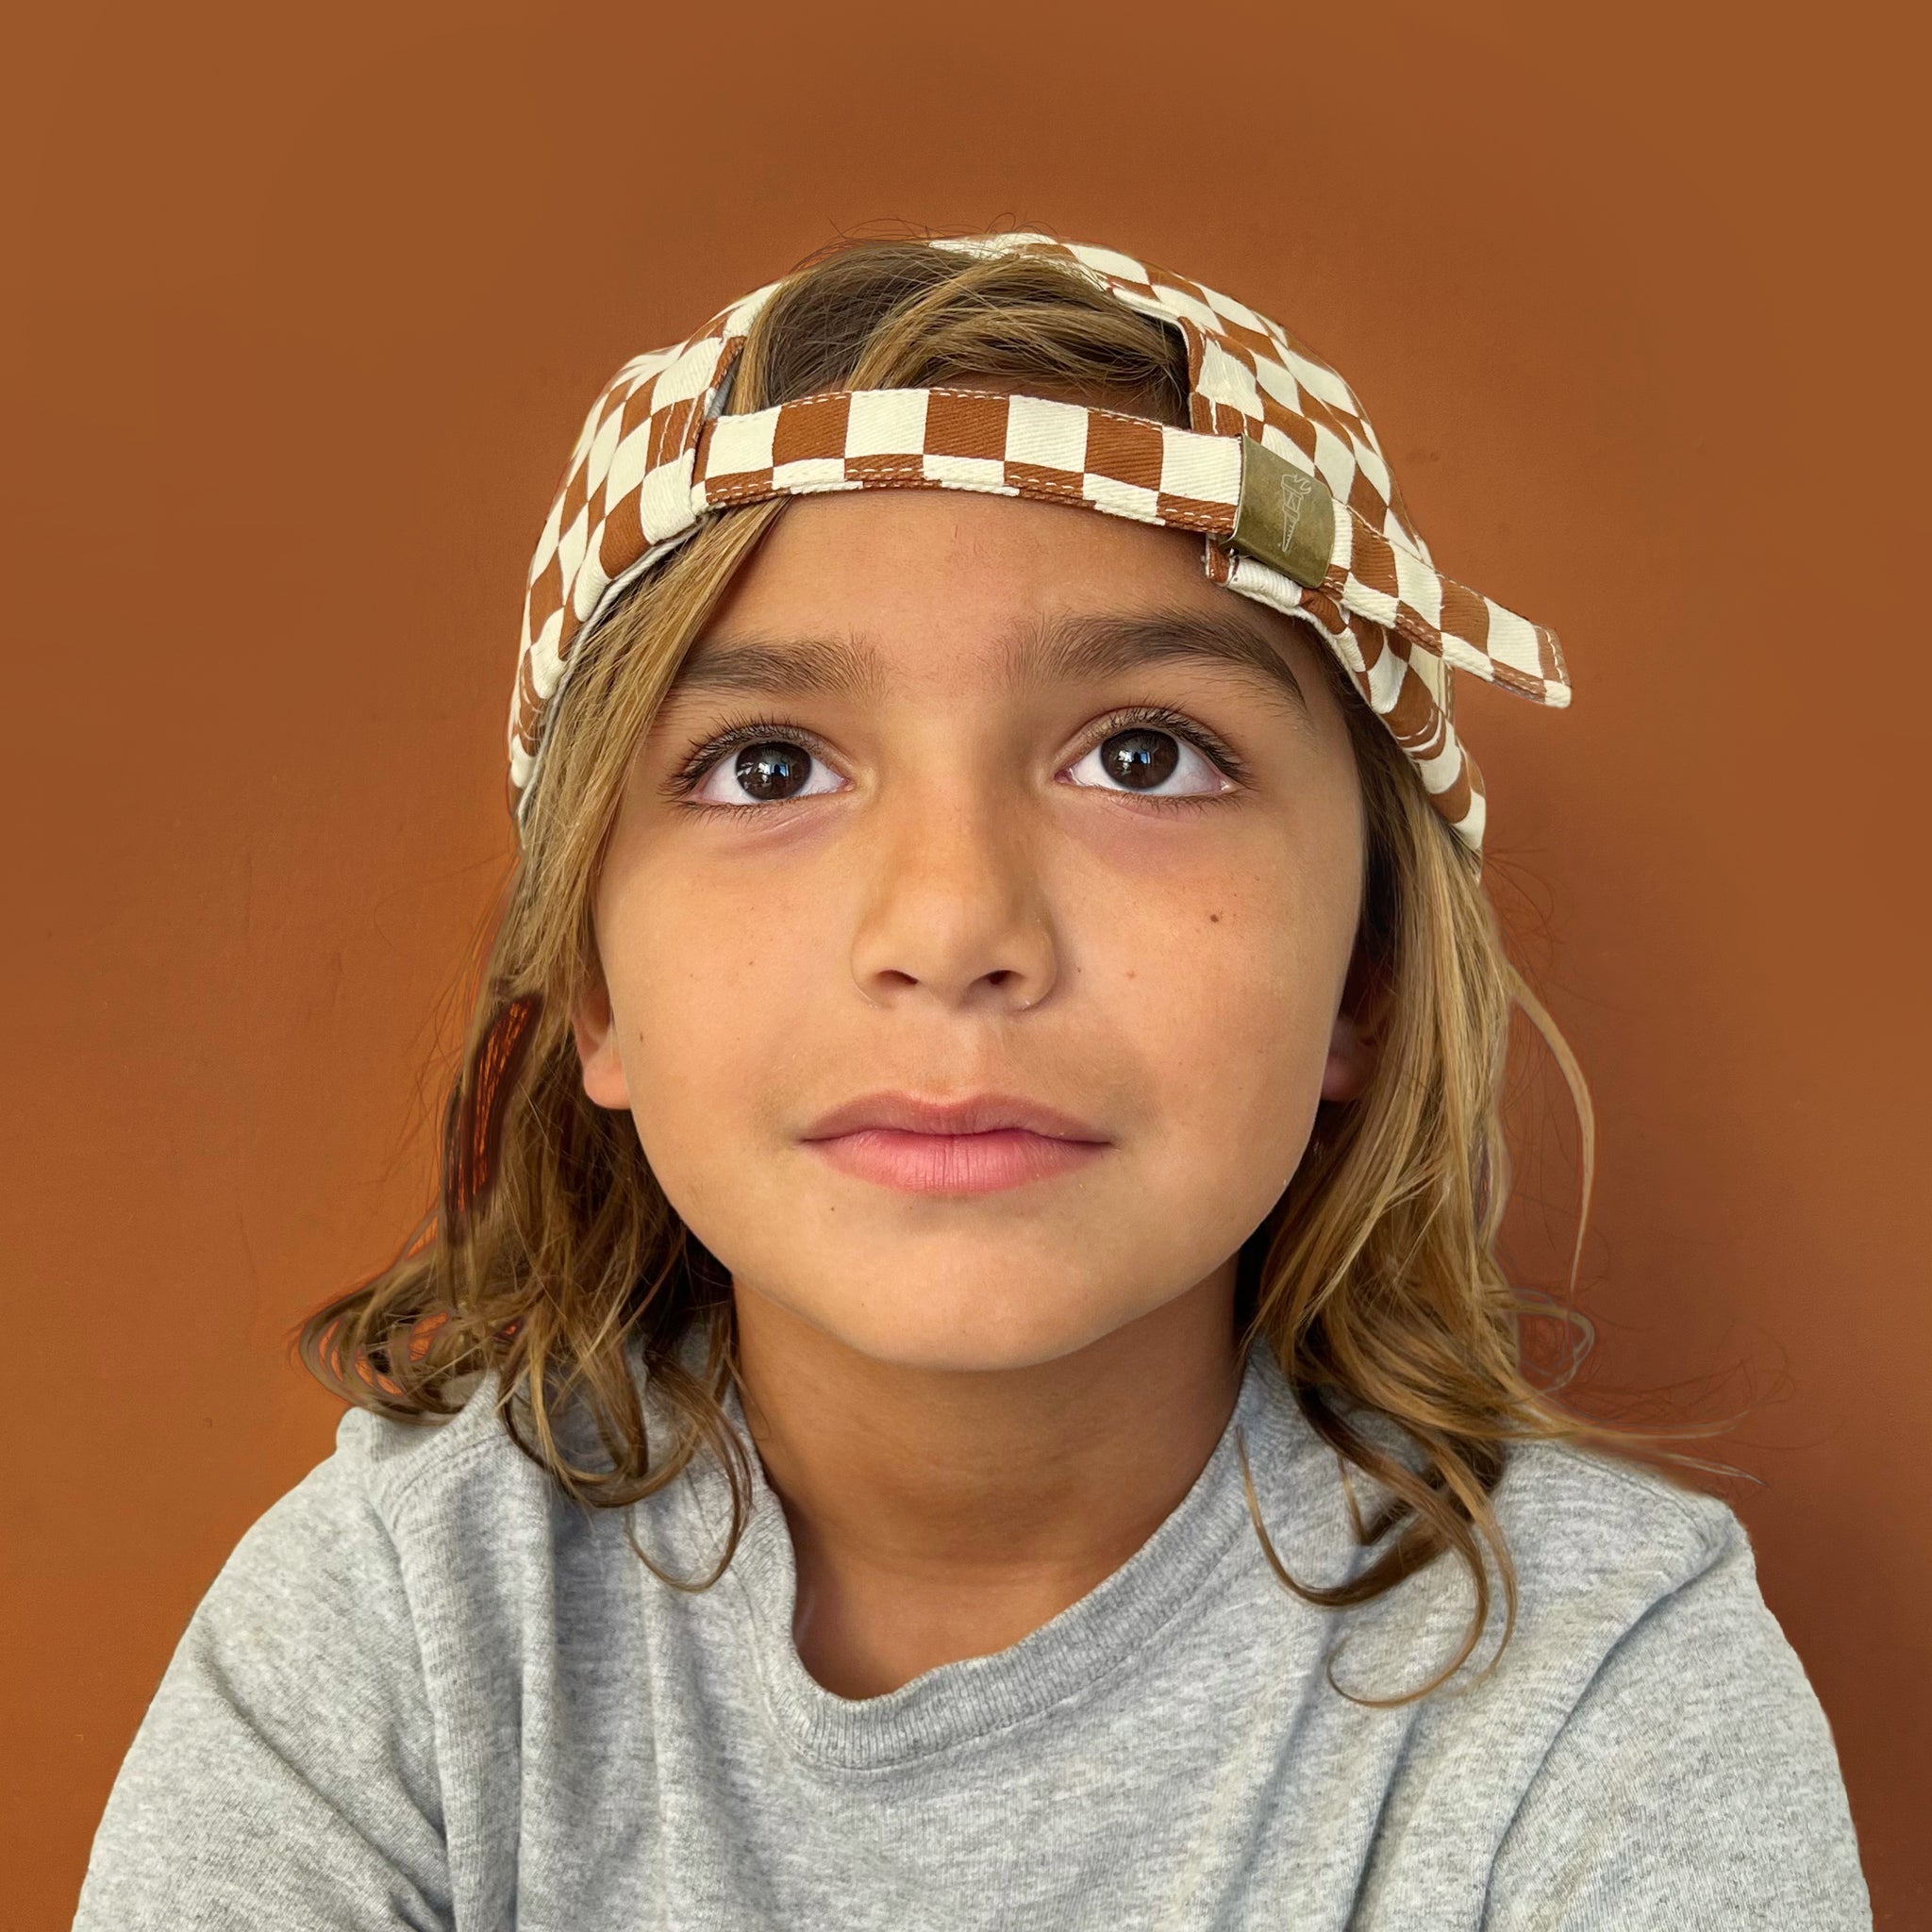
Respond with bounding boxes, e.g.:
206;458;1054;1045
1098;729;1179;791
691;735;848;808
1063;721;1233;799
734;741;812;800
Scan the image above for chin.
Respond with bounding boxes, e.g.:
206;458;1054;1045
793;1254;1169;1374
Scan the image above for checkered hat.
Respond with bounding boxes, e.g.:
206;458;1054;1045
510;233;1570;852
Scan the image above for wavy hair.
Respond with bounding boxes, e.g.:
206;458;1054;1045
302;237;1657;1699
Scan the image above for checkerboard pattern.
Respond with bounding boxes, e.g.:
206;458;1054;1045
510;234;1571;852
692;387;1245;532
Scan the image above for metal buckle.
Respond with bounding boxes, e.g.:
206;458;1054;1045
1230;437;1335;590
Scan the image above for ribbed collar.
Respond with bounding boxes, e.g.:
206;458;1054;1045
671;1341;1323;1772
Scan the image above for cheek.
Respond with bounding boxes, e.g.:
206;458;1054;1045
1084;869;1345;1195
598;857;837;1172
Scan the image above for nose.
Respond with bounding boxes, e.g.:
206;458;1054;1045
848;789;1060;1014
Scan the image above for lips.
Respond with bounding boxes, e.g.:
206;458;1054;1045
799;1091;1110;1195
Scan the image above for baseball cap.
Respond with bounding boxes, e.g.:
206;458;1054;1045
509;232;1569;853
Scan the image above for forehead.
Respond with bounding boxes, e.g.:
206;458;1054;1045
717;489;1207;624
683;491;1329;719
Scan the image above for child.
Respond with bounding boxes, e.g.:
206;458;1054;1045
75;233;1870;1928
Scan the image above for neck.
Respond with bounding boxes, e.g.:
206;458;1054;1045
729;1268;1242;1699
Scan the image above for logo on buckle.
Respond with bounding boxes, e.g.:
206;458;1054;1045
1231;439;1335;591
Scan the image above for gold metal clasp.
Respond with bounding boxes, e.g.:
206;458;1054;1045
1231;437;1335;590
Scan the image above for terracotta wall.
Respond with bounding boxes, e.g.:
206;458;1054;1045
4;1;1925;1923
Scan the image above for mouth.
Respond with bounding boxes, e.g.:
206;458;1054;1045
797;1091;1112;1196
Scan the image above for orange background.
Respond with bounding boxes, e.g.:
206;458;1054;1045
4;2;1925;1924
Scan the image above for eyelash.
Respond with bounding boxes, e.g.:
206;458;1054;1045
1075;706;1252;800
661;705;1252;812
660;713;833;809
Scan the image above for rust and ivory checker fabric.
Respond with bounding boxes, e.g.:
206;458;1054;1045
509;234;1572;851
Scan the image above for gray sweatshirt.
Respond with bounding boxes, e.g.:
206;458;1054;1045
75;1342;1870;1929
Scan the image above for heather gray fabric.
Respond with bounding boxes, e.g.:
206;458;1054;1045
75;1343;1870;1929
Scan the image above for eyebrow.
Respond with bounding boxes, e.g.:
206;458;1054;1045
1014;609;1310;721
667;630;891;702
670;608;1310;719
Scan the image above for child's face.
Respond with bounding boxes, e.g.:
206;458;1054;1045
575;488;1373;1372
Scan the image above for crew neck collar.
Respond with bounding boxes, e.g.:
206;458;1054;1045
671;1341;1322;1772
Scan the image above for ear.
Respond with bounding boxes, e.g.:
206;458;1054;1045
1320;952;1385;1105
1320;1008;1377;1104
570;979;632;1111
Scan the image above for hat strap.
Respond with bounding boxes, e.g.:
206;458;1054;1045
691;386;1570;709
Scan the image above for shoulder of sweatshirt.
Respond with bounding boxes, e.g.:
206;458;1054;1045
320;1364;714;1558
325;1372;525;1520
1283;1392;1747;1631
1491;1435;1742;1605
1293;1423;1769;1710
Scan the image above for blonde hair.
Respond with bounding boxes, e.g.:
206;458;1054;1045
302;239;1642;1699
